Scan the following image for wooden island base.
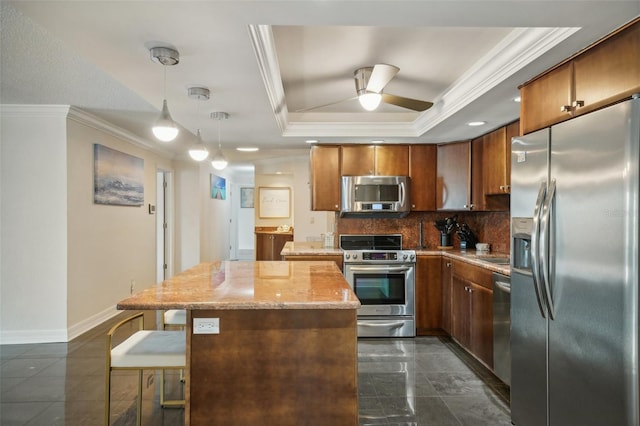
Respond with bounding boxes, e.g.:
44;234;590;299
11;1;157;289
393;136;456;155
187;309;358;425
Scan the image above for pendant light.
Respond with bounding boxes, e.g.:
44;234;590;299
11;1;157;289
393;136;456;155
210;112;229;170
150;47;180;142
187;87;210;161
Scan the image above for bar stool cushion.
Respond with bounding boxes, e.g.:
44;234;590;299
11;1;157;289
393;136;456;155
111;330;186;368
164;309;187;326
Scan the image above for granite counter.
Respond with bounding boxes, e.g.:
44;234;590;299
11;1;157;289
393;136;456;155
117;260;359;426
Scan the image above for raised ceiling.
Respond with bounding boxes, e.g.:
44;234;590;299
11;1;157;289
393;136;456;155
1;1;638;169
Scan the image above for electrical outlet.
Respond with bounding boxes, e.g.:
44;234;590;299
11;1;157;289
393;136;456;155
193;318;220;334
130;280;136;294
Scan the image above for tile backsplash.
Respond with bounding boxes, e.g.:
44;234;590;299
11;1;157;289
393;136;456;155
335;210;510;253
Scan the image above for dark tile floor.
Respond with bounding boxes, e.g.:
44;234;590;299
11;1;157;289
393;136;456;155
1;312;510;425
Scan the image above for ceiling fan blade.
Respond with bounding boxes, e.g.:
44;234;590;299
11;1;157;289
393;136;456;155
381;93;434;112
294;96;358;112
366;64;400;93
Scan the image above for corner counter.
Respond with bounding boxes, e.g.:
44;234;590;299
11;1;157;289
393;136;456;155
118;261;360;425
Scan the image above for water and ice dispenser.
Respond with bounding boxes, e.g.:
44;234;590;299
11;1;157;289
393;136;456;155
512;218;532;270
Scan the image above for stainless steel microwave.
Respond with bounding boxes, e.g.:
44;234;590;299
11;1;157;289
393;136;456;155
340;175;410;218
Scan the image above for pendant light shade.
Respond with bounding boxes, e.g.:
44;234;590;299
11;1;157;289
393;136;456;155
153;99;179;142
211;147;228;170
150;46;180;142
210;112;229;170
188;129;209;161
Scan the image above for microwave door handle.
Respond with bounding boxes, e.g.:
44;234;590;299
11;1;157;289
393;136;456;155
399;181;406;207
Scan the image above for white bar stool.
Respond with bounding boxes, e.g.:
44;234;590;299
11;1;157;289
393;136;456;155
163;309;187;329
105;312;186;426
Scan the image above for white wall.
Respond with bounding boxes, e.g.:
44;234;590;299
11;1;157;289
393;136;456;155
65;116;173;336
254;154;334;242
1;106;69;343
0;106;176;343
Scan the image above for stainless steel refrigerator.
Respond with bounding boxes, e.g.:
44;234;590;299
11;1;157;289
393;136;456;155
510;95;640;426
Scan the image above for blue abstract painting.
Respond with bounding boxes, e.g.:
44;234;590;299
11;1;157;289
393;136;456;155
211;174;226;200
94;144;144;206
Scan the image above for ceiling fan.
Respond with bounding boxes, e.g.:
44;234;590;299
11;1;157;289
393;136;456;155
297;64;434;113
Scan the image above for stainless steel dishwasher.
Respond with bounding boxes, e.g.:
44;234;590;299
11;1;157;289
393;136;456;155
493;272;511;386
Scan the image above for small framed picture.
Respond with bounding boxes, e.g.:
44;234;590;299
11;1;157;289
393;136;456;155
240;187;254;208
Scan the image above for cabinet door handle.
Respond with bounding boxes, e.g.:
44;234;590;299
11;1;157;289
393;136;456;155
572;100;584;109
463;204;475;210
561;105;572;113
446;262;451;267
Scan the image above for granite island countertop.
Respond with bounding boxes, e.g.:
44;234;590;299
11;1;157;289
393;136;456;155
117;260;360;311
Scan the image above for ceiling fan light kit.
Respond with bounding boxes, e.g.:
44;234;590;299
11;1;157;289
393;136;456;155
150;46;180;142
210;112;230;170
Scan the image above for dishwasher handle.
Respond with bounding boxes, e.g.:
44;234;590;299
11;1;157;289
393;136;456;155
494;280;511;294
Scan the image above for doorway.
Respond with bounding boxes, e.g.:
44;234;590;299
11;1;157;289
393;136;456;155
156;170;173;282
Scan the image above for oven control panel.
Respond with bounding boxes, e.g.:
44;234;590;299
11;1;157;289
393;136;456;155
343;250;416;263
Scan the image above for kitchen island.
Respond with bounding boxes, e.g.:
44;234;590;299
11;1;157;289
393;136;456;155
117;260;360;426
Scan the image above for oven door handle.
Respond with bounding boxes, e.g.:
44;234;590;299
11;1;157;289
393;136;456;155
358;320;405;329
348;266;412;273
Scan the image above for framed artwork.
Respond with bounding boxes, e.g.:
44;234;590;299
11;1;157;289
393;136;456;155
93;144;144;206
240;187;254;208
258;187;290;218
211;174;226;200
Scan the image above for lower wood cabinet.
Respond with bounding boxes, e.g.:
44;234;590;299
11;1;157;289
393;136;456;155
441;257;453;335
282;254;343;272
448;259;494;368
415;256;443;335
255;232;293;261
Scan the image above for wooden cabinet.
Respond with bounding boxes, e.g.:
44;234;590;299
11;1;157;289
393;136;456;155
573;21;640;117
521;19;640;134
282;255;343;272
415;256;443;335
436;141;472;210
409;145;437;211
482;126;509;195
449;260;494;368
341;145;409;176
255;232;293;261
441;257;453;335
310;145;341;211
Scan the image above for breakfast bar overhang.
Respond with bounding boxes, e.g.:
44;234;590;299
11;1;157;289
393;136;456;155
117;260;360;425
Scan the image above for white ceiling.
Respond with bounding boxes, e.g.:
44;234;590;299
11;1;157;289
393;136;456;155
2;1;638;170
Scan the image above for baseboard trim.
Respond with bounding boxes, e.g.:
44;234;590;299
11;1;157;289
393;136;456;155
0;305;120;344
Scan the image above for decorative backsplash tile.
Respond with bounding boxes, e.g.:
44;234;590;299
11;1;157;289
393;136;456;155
335;211;510;253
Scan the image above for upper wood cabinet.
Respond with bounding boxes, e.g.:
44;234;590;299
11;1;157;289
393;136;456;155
483;121;519;197
436;141;472;211
521;19;640;134
341;145;409;176
310;145;341;211
409;145;437;211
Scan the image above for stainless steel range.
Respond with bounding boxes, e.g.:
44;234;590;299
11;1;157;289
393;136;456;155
341;234;416;337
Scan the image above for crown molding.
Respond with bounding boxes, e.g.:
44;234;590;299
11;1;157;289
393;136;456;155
414;26;579;135
248;25;289;134
250;25;579;139
2;104;176;158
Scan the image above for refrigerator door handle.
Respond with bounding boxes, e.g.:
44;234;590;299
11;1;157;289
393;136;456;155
531;180;548;318
540;179;556;320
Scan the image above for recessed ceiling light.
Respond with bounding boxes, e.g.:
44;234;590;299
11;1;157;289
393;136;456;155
305;139;319;144
236;147;259;152
371;140;385;144
467;121;486;127
513;96;521;102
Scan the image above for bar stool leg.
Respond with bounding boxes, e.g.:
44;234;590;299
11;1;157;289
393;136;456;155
136;370;143;426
